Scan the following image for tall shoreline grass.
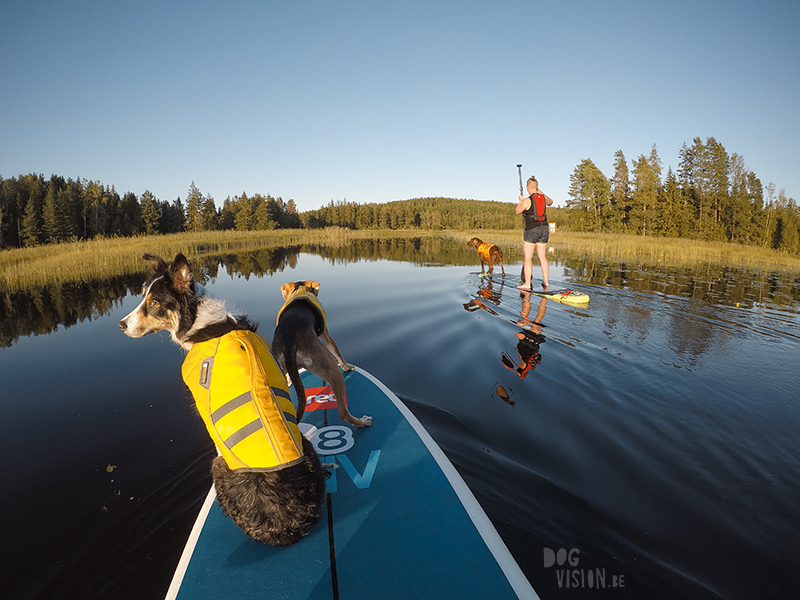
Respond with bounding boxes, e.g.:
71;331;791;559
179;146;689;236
493;230;800;272
0;229;441;292
2;228;799;293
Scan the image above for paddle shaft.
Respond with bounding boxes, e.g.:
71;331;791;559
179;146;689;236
516;164;523;195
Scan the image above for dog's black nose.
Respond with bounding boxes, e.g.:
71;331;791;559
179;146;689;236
118;320;127;331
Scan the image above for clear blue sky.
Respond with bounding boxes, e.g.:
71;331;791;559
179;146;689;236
2;0;798;211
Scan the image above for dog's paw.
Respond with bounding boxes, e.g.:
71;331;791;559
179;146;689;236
341;362;354;372
358;415;373;427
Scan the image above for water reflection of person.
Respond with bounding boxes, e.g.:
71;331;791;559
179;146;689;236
502;292;547;380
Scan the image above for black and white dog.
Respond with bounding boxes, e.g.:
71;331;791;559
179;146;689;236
119;253;327;546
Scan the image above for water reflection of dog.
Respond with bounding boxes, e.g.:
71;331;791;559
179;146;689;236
501;292;547;380
463;277;502;315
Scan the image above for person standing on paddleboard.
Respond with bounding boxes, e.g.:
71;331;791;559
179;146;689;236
515;175;554;290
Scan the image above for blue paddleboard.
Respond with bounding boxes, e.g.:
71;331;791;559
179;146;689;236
165;366;538;599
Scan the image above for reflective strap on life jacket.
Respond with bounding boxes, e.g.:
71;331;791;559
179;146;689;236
477;242;495;262
182;330;304;471
210;388;297;448
275;286;327;336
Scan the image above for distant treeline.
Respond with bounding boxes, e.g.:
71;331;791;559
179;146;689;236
0;174;566;249
1;134;797;255
300;197;568;231
567;136;799;253
0;177;304;249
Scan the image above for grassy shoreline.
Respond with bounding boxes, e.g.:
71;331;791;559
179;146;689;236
2;228;799;292
501;230;800;272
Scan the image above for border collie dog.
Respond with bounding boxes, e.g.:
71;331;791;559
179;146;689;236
119;253;326;546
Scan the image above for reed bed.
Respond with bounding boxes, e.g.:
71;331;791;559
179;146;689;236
2;228;799;293
0;229;442;292
550;232;800;271
466;230;800;271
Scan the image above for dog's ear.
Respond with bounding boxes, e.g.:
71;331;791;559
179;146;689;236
169;253;193;293
304;280;320;296
142;253;166;271
280;282;296;300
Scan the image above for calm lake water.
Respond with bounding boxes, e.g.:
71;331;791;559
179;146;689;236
2;238;800;599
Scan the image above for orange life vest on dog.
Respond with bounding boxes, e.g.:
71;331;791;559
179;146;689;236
477;242;496;262
182;330;304;471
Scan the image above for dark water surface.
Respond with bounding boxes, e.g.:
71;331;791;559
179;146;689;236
2;239;799;599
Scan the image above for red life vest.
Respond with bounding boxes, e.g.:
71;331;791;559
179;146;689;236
523;193;547;229
530;193;547;222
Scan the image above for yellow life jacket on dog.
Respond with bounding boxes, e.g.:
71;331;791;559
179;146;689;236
182;330;304;471
275;286;326;335
477;241;496;262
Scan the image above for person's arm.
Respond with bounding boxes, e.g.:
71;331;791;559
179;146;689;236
516;194;531;215
540;192;554;206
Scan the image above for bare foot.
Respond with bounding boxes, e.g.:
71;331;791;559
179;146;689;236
516;283;531;291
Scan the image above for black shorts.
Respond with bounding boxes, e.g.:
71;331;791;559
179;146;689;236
524;224;549;244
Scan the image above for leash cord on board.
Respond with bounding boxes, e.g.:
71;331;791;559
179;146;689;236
323;408;340;600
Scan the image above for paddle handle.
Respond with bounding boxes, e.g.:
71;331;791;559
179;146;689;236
516;164;523;195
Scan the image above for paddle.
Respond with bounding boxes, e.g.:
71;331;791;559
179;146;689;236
516;164;523;195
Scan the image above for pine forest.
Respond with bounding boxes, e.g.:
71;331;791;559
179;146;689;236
1;137;797;255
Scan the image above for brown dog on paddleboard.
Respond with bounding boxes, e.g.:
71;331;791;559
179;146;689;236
467;237;505;276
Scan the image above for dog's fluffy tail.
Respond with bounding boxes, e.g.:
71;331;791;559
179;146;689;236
284;347;307;423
